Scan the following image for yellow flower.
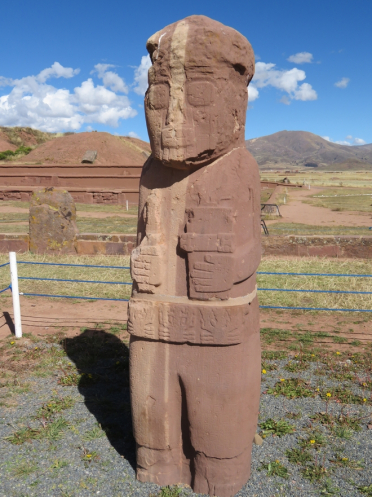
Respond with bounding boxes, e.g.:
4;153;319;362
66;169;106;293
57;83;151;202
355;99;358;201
280;378;285;382
363;398;367;402
326;393;331;397
34;347;38;350
342;457;348;461
262;435;266;438
363;382;367;387
311;354;315;357
316;388;320;392
336;351;341;355
310;440;315;444
275;460;280;463
262;369;267;374
86;454;92;458
10;341;15;345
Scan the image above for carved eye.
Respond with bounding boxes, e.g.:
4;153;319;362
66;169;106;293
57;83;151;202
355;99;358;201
147;84;169;110
187;81;214;107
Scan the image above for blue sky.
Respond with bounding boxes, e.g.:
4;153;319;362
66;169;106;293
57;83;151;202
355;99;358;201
0;0;371;145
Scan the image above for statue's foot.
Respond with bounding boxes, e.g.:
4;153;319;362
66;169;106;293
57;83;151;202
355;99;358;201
193;450;251;497
136;445;191;486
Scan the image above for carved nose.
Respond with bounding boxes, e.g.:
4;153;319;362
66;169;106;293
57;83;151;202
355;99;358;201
165;91;185;127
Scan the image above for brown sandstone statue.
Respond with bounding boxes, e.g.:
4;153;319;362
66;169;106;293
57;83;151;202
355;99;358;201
128;15;261;497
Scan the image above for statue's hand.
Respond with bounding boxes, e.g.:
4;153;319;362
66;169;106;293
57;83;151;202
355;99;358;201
131;245;164;291
190;254;234;295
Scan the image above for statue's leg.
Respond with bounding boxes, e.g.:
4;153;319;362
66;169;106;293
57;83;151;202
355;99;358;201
181;300;261;497
130;337;188;486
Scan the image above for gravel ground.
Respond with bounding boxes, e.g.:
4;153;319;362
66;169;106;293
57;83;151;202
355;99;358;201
0;334;371;497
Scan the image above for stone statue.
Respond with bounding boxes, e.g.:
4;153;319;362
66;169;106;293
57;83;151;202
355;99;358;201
128;15;261;497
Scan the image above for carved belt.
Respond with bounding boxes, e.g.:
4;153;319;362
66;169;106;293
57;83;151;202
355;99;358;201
128;287;257;345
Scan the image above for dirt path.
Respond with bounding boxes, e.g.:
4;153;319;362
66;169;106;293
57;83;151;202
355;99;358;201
1;295;370;353
0;295;128;340
267;186;372;227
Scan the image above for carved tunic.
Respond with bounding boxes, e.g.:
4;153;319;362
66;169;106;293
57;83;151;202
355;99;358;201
128;147;261;344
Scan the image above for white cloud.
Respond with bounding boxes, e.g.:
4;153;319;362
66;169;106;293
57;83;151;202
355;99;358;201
280;96;291;105
293;82;317;101
322;135;366;146
248;85;259;102
133;55;152;96
251;62;317;103
334;77;350;88
128;131;140;138
0;62;137;132
287;52;313;64
37;62;80;83
92;64;128;93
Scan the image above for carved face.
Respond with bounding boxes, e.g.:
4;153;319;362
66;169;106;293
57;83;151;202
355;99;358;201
145;18;252;169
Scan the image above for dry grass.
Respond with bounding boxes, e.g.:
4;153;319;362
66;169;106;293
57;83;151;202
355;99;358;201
1;254;372;312
306;188;372;213
258;257;372;311
260;170;372;188
0;253;131;300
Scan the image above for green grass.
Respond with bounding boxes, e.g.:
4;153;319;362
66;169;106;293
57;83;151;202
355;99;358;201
300;462;328;482
259;418;295;437
0;145;33;161
285;448;313;465
258;460;289;479
265;221;372;236
35;396;75;419
267;378;315;399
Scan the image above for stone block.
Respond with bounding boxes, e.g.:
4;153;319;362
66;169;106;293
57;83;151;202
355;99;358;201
29;188;78;254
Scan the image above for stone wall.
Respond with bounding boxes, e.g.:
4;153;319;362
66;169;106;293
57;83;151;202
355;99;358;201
1;233;371;259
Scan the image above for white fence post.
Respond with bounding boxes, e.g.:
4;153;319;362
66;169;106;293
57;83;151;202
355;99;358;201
9;252;22;338
126;200;129;211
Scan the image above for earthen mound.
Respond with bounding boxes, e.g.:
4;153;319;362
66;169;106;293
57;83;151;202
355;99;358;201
22;132;151;165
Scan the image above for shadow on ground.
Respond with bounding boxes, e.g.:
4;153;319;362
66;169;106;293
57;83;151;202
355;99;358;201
62;329;136;469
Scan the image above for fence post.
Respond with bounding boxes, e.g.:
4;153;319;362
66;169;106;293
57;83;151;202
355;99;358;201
126;200;129;211
9;252;22;338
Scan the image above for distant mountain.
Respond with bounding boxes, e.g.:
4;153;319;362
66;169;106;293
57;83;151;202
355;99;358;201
245;130;372;170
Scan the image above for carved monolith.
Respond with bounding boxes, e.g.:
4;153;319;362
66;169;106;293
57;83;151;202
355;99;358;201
128;15;261;497
29;188;78;254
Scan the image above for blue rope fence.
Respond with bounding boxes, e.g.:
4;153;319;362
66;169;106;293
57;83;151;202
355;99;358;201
2;259;372;312
18;261;130;270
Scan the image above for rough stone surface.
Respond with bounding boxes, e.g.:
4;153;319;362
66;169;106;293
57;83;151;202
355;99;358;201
29;188;78;254
128;15;261;497
81;149;97;163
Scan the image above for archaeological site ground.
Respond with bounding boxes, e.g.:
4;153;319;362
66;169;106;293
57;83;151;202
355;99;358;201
0;118;371;496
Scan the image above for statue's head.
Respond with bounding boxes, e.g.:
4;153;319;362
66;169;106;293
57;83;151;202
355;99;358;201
145;15;255;169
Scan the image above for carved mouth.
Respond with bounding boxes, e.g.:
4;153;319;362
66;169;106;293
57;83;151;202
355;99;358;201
161;127;194;148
